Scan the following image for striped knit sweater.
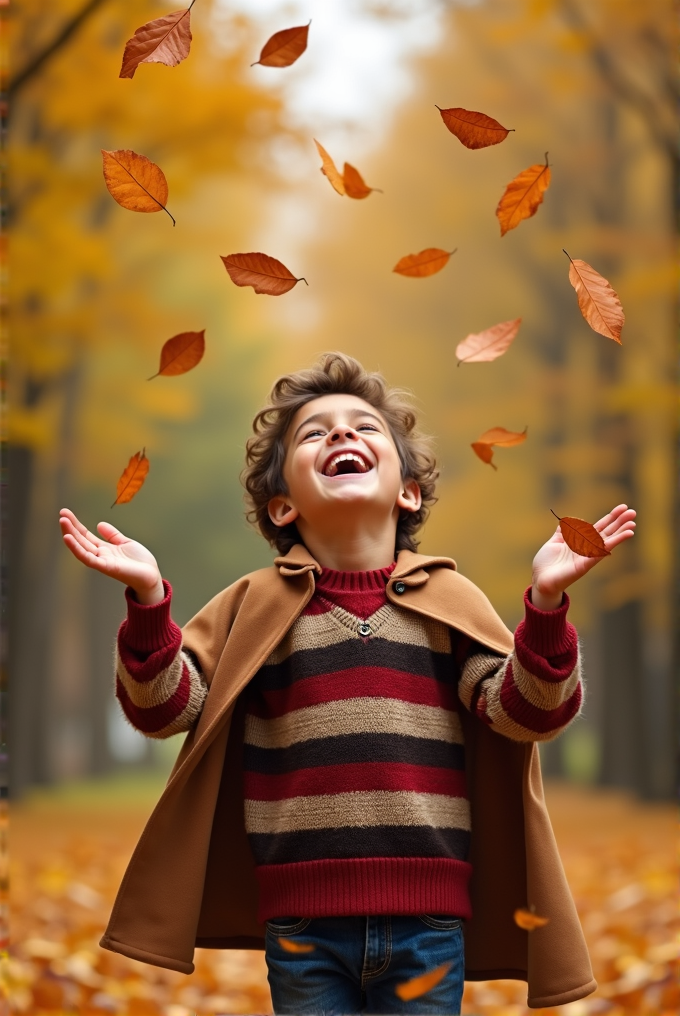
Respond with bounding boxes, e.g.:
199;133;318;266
116;566;582;922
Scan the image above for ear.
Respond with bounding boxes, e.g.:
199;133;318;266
268;495;300;529
396;478;422;514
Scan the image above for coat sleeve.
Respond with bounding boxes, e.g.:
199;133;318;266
115;581;208;739
457;587;582;742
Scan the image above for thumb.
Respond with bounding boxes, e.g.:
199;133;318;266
97;521;128;545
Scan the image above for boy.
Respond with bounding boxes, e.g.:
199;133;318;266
60;352;635;1014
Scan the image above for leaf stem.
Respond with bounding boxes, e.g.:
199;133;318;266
562;248;573;262
550;508;562;520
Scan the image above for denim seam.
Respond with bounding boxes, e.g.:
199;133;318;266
361;917;392;986
417;916;463;931
265;918;312;936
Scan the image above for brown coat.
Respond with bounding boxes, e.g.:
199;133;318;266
100;546;596;1009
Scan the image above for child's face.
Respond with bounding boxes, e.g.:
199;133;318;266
268;393;421;540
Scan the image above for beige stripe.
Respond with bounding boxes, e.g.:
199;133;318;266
457;651;506;712
244;697;463;749
245;791;471;834
265;612;354;664
116;649;184;708
510;653;582;710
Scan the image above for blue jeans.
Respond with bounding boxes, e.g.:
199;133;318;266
265;915;465;1015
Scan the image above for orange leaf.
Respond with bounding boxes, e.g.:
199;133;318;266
514;908;550;930
437;105;512;149
277;938;315;953
112;450;149;507
119;7;192;79
456;318;521;365
314;140;345;195
472;426;527;469
551;511;611;559
148;330;205;379
343;163;380;199
220;252;308;296
395;962;452;1001
393;248;457;278
564;251;624;343
253;22;310;67
102;150;175;225
496;154;550;236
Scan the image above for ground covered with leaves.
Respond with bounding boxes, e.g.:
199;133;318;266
4;780;677;1015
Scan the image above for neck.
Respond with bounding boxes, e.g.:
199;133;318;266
296;519;397;572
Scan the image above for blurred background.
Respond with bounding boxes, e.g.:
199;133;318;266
3;0;678;1013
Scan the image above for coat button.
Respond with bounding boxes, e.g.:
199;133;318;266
357;622;373;637
394;581;406;595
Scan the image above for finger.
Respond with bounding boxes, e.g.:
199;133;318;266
593;504;628;533
604;528;635;551
600;510;636;539
97;521;129;545
60;516;101;556
60;509;106;550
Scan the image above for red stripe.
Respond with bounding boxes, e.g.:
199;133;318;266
249;667;459;718
243;763;468;801
499;661;582;733
117;633;182;683
115;661;190;733
514;623;578;683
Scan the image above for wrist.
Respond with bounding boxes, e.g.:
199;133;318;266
132;579;165;606
530;583;563;612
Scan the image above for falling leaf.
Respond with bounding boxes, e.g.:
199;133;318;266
252;21;310;67
396;962;452;1001
471;426;527;470
456;318;521;365
563;251;625;343
314;140;345;195
112;449;149;507
436;105;513;149
220;252;308;296
277;938;315;954
148;330;205;379
550;510;611;558
393;248;457;278
101;150;175;225
514;908;550;930
496;153;550;236
343;163;380;199
119;6;193;79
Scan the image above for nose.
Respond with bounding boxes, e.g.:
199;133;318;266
328;424;358;443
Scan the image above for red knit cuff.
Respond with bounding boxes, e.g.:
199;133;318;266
121;580;179;653
521;586;573;658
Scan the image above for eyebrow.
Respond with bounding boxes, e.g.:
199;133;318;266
292;409;385;442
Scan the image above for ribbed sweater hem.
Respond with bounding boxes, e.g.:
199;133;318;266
256;857;472;923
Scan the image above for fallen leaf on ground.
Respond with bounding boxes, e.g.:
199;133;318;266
396;962;452;1001
343;163;380;199
393;248;456;278
252;22;310;67
514;908;550;930
471;426;527;469
221;252;308;296
277;939;315;954
456;318;521;364
102;150;175;225
551;510;611;558
496;154;550;236
148;330;205;379
112;450;149;507
436;106;512;148
119;7;193;78
314;140;345;195
564;250;625;343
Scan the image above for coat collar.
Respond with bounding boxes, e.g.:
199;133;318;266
274;544;457;587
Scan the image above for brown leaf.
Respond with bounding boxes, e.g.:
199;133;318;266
314;140;345;195
343;163;380;199
472;426;528;469
393;248;457;278
220;252;308;296
496;154;550;236
551;511;611;558
119;8;192;79
101;150;175;225
112;449;149;507
395;962;452;1001
437;106;512;149
148;330;205;379
514;908;550;930
253;22;310;67
456;318;521;365
564;251;625;343
277;938;315;953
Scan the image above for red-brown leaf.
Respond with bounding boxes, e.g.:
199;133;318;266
393;248;456;278
148;330;205;379
253;22;310;67
343;163;379;199
564;252;625;343
456;318;521;364
437;106;512;149
553;513;611;558
220;252;307;296
112;450;149;507
395;963;452;1001
277;938;315;953
101;150;174;225
119;8;192;79
496;155;550;236
514;908;550;930
471;426;527;469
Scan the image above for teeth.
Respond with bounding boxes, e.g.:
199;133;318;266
324;453;370;477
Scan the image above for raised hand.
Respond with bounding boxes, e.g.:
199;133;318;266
59;508;165;605
531;503;636;611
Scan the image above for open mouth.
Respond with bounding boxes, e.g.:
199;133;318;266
321;452;372;477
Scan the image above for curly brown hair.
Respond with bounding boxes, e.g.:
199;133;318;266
241;352;439;555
